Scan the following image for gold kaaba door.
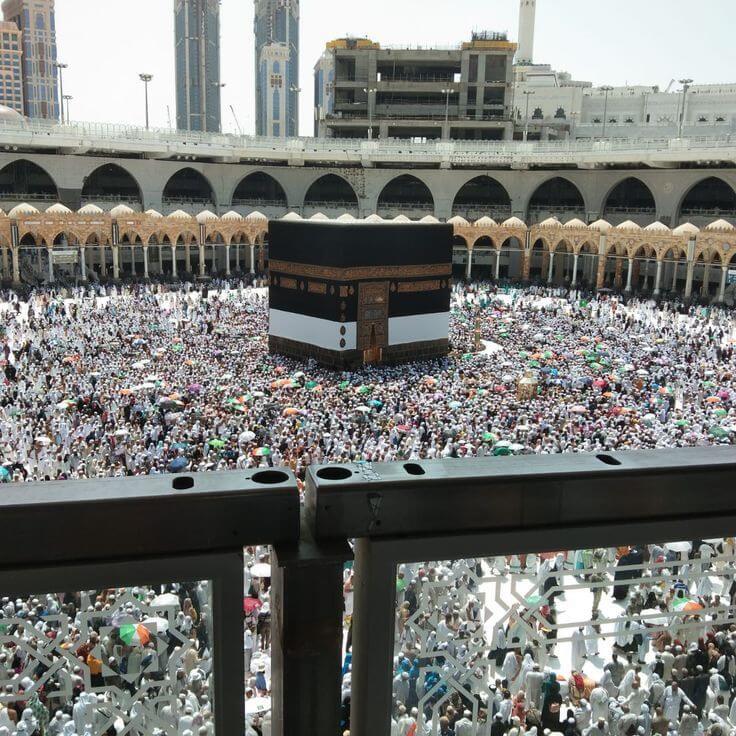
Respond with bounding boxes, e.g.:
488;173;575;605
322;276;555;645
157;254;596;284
357;281;389;364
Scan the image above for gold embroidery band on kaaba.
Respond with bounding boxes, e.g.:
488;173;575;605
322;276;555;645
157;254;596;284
269;260;451;280
397;280;442;293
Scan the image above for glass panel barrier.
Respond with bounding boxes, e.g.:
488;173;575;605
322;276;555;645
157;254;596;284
391;538;736;735
0;580;215;736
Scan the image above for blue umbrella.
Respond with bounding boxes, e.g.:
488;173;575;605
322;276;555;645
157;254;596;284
0;466;10;482
449;400;462;409
167;457;189;473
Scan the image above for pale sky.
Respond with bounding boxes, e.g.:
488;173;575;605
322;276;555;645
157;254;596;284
55;0;736;136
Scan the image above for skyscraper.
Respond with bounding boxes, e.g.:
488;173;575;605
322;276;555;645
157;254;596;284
174;0;222;133
254;0;299;137
0;21;23;115
1;0;58;119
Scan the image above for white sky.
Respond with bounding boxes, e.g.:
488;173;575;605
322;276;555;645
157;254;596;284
55;0;736;136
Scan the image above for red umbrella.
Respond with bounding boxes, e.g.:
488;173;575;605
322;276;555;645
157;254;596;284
593;379;607;389
244;597;262;615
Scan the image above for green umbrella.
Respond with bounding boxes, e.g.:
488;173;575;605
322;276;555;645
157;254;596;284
358;385;372;394
208;439;226;448
525;594;544;606
674;419;689;428
542;351;553;359
528;361;540;368
462;353;473;360
339;381;350;390
172;344;184;353
493;446;512;457
306;381;318;390
703;381;716;388
482;432;495;442
709;426;729;439
714;408;728;418
519;351;529;359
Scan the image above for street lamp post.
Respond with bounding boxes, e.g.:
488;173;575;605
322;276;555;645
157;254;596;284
600;85;614;138
441;88;454;139
678;78;693;138
363;88;377;140
212;82;226;132
55;62;68;123
289;85;301;137
62;95;72;122
522;90;535;142
139;74;153;130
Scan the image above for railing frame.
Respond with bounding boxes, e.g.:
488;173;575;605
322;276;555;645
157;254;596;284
306;447;736;736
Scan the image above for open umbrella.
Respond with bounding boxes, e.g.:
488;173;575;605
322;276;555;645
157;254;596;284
151;593;180;607
253;447;271;457
208;439;227;448
356;405;371;413
707;396;722;404
358;385;372;395
673;599;704;613
245;697;271;716
283;408;300;417
142;616;169;633
251;563;271;578
449;401;462;409
117;623;152;647
167;457;189;473
570;405;587;414
665;541;692;553
709;426;729;439
640;609;670;626
338;381;350;390
0;466;10;482
714;408;728;418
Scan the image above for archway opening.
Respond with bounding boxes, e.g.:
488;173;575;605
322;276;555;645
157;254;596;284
452;235;468;278
679;177;736;223
81;164;142;209
376;175;434;219
529;239;547;281
162;168;215;208
304;174;359;215
499;237;523;281
528;178;585;223
0;160;58;202
452;176;511;221
232;172;287;208
471;235;495;279
603;178;656;223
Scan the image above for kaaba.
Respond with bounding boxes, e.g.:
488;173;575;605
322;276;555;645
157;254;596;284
268;220;453;368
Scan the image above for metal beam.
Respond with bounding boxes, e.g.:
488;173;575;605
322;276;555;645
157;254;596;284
306;447;736;539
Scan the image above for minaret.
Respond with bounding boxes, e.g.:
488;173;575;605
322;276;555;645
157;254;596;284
516;0;536;64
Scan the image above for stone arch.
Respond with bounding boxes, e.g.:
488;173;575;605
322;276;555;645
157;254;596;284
376;174;434;219
162;168;216;208
0;159;59;201
81;163;143;209
602;177;657;222
231;171;287;208
303;174;359;214
677;177;736;223
451;175;511;220
527;177;586;223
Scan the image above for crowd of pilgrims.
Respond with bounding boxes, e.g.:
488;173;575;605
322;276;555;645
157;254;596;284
380;540;736;736
0;546;273;735
0;278;734;485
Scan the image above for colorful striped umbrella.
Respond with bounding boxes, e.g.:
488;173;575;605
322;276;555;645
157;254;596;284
118;623;152;647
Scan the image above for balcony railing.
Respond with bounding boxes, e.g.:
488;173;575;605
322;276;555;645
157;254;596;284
2;449;736;735
0;117;735;169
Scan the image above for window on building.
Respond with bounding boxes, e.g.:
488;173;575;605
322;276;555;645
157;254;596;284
608;117;617;124
554;107;566;119
532;107;543;119
716;116;725;122
482;87;504;106
698;116;708;122
468;55;478;83
592;118;601;124
270;74;283;88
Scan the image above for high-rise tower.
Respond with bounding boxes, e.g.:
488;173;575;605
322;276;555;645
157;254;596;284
254;0;299;137
516;0;536;64
2;0;57;119
174;0;222;133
